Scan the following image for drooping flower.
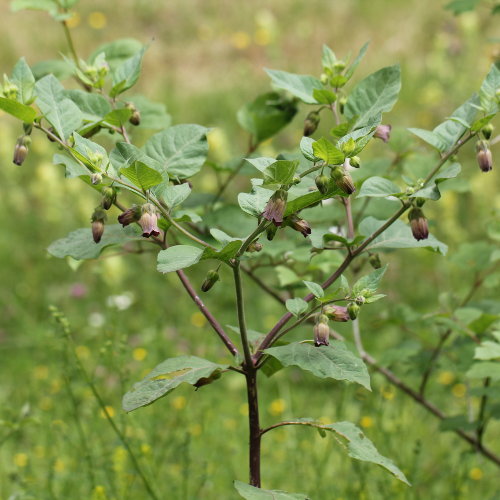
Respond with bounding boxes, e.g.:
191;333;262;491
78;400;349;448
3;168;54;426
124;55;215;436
314;314;330;347
408;207;429;241
91;207;107;243
288;215;311;237
117;205;141;227
323;305;349;322
374;124;392;143
303;110;320;137
138;203;160;238
261;189;287;226
476;140;493;173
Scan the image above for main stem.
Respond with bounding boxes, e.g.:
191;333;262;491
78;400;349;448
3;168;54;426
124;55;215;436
246;369;261;487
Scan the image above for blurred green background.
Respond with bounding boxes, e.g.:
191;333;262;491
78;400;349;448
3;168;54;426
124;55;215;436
0;1;499;499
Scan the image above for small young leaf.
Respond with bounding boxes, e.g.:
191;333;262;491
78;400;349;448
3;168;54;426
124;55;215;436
110;46;146;97
11;57;35;104
345;41;370;79
265;341;371;390
352;265;388;296
123;356;228;412
322;44;337;68
312;137;344;165
299;136;318;162
303;280;324;298
479;64;500;114
120;161;163;190
312;88;337;104
286;298;309;317
262;160;299;185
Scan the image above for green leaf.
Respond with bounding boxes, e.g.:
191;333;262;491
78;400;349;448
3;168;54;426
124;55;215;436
200;240;242;263
53;153;90;178
35;75;82;140
466;362;500;381
123;356;228;412
312;88;337;104
11;57;35;105
408;128;449;152
120;161;163;191
322;44;337;68
312;137;345;165
0;97;36;122
11;0;57;13
238;187;272;217
31;59;73;80
352;266;387;296
479;63;500;113
65;89;112;121
234;481;309;500
245;157;276;172
71;133;108;172
157;245;204;273
156;183;191;209
103;108;133;127
344;65;401;128
48;225;141;260
300;136;317;162
110;47;146;97
263;160;299;185
144;124;209;179
237;91;297;143
110;142;161;172
410;163;461;200
130;95;171;129
303;280;324;298
265;341;371;390
284;185;343;216
286;298;309;317
345;41;369;79
432;95;479;150
475;340;500;361
358;217;448;255
90;38;143;67
265;69;323;104
357;177;401;198
445;0;480;15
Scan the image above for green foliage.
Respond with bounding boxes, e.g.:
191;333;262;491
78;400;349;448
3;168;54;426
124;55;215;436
120;161;163;191
265;69;324;104
265;342;371;390
234;481;309;500
123;356;228;411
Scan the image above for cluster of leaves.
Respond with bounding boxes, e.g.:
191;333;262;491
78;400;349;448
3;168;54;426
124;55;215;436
3;0;500;497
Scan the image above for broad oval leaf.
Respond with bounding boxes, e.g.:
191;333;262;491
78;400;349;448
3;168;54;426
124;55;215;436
285;297;309;317
265;341;371;390
145;124;209;179
265;68;324;104
156;183;192;209
357;177;401;198
120;161;163;191
157;245;204;273
312;137;345;165
123;356;228;412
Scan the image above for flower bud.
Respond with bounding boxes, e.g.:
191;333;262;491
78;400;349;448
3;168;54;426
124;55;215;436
408;207;429;241
339;96;347;114
91;173;103;185
91;207;107;243
12;142;28;166
288;215;311;237
333;60;346;72
482;124;494;140
315;174;331;194
323;305;349;322
320;73;329;85
129;110;141;126
118;205;142;227
374;124;392;143
349;156;361;168
347;303;360;320
355;296;366;306
138;203;161;238
314;316;330;347
201;270;220;292
368;253;382;269
331;167;355;195
261;189;288;226
266;224;278;241
303;111;320;137
247;241;263;252
101;187;117;210
475;140;493;173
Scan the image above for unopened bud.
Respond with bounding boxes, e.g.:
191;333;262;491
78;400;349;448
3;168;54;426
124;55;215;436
13;142;28;166
355;296;366;306
266;224;278;241
101;186;117;210
476;140;493;173
91;173;103;185
91;207;107;243
408;207;429;241
323;305;349;322
117;204;141;227
292;176;301;185
349;156;361;168
247;241;263;253
320;73;329;85
129;110;141;126
331;167;355;195
288;215;311;237
303;111;320;137
482;124;494;140
201;270;220;292
315;174;331;194
333;60;346;72
339;96;347;114
368;253;382;269
374;124;392;143
347;303;360;320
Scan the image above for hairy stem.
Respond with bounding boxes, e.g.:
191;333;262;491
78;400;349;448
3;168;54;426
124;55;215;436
246;369;262;486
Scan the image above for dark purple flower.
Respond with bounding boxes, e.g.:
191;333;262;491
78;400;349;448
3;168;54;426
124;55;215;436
476;140;493;173
118;205;141;227
408;207;429;241
262;189;288;226
91;207;107;243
